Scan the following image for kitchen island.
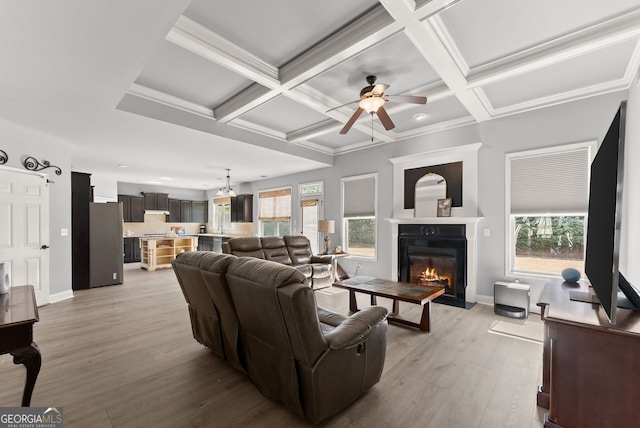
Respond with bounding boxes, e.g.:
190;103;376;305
140;236;197;271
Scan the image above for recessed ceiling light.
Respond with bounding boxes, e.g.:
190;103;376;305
160;177;174;181
413;113;427;121
117;164;127;168
148;181;162;185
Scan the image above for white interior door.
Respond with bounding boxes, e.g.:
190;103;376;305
0;167;50;305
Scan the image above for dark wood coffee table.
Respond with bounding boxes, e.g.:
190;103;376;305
332;277;445;332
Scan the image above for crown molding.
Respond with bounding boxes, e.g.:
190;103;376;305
228;118;287;142
333;138;390;156
466;8;640;88
490;77;630;119
292;139;337;156
127;83;214;119
428;14;469;76
394;115;477;141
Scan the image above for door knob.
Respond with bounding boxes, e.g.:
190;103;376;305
41;245;50;250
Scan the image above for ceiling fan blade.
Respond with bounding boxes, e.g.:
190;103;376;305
385;95;427;104
326;99;360;113
371;84;389;95
340;107;364;134
376;106;395;131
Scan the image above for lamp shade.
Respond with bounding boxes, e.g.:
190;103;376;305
359;97;385;113
317;219;335;233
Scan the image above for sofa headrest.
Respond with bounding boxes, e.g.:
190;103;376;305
227;257;307;289
226;237;265;259
261;236;286;249
283;235;310;248
197;252;236;274
173;251;211;267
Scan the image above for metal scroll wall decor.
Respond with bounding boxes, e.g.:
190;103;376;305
22;156;62;176
0;149;7;165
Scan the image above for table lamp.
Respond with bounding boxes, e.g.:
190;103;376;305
317;219;335;255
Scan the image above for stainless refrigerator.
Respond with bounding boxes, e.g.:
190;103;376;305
89;202;124;287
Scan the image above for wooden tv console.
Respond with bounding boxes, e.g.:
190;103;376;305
537;278;640;428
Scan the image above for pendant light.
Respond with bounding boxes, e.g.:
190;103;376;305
216;169;236;197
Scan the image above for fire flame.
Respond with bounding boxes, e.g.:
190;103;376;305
418;268;449;286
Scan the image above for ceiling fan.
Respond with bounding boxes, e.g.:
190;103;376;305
328;75;427;135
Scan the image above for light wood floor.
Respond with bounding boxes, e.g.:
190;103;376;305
0;263;546;427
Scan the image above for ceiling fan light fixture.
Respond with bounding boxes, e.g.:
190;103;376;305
359;97;385;113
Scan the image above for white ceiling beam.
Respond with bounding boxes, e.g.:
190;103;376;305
214;84;280;123
279;5;400;88
167;15;280;89
380;0;491;122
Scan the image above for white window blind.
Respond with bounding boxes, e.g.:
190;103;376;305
510;146;590;214
343;175;376;217
259;188;291;221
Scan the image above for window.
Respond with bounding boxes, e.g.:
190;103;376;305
213;196;233;232
506;142;594;277
342;174;377;259
300;182;324;254
259;187;291;237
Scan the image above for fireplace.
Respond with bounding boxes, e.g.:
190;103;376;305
398;224;469;308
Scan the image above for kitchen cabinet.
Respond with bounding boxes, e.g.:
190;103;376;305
231;194;253;223
180;200;192;223
168;198;181;222
118;194;144;222
124;237;141;263
191;200;208;223
143;192;169;211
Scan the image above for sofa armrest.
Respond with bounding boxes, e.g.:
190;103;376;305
310;255;334;264
317;307;347;327
324;306;388;350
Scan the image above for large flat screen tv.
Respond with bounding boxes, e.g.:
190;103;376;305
585;100;640;324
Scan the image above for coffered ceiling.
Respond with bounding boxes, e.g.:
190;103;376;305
2;1;640;189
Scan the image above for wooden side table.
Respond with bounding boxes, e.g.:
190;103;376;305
0;285;41;406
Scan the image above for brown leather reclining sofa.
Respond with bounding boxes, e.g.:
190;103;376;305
172;251;388;424
222;235;335;289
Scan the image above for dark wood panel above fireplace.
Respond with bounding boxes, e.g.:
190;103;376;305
403;161;463;210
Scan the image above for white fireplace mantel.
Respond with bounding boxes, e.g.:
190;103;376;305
388;143;484;305
386;217;484;226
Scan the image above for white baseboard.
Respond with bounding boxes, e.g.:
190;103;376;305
49;289;74;303
475;294;493;306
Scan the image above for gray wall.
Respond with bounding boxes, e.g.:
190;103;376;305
0;118;72;297
242;90;630;303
